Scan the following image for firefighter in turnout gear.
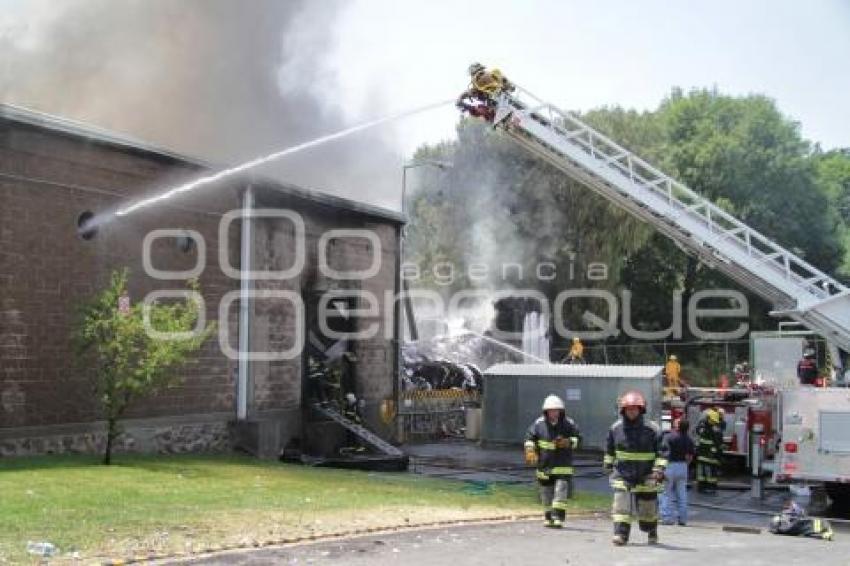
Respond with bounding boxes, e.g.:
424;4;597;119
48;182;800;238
797;347;819;386
340;392;367;455
695;407;723;493
769;499;834;541
664;355;682;395
456;62;515;121
524;394;581;528
567;337;585;364
604;390;668;546
467;62;514;98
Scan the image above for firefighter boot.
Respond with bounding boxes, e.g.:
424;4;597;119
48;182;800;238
648;528;659;545
612;534;627;546
551;509;565;528
612;523;630;546
543;511;556;528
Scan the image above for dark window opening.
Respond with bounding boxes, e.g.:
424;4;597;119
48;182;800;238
77;211;98;240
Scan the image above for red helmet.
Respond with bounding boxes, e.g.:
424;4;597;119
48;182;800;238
618;390;646;414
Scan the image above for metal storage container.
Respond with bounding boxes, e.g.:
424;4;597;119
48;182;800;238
481;364;663;450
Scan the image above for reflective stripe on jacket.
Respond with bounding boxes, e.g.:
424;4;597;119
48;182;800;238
525;413;581;479
604;416;667;486
695;418;722;464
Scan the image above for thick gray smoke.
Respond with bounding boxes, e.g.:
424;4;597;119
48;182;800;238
0;0;403;209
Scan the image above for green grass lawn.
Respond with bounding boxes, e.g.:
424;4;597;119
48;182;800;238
0;454;607;563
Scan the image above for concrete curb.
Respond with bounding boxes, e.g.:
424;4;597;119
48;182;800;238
98;510;609;565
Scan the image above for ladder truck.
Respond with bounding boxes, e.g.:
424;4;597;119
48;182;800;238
459;69;850;506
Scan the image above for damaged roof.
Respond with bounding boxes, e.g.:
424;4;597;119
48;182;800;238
0;103;405;224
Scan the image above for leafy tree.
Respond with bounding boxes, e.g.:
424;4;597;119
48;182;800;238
657;88;843;273
407;88;846;371
613;89;844;345
813;148;850;276
74;270;215;464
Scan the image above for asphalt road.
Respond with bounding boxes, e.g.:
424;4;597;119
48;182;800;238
184;517;848;566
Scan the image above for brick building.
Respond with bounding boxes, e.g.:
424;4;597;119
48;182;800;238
0;104;404;457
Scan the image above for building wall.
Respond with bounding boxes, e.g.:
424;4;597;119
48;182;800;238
248;196;400;446
0;117;400;456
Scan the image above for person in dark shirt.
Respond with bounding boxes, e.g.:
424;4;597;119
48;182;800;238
660;419;695;525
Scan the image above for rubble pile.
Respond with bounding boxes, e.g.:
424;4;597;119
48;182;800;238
402;332;524;391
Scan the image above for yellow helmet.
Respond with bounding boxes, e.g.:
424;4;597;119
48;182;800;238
707;408;721;425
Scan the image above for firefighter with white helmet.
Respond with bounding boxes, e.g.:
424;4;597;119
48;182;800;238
603;390;668;546
524;394;581;528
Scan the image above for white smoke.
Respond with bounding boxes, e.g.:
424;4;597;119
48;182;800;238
0;0;406;209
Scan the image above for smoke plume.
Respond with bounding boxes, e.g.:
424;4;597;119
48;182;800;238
0;0;403;209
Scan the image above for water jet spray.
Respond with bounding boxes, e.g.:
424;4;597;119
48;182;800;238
79;99;453;234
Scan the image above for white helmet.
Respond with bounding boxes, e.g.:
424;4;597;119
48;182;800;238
345;393;357;405
542;394;565;411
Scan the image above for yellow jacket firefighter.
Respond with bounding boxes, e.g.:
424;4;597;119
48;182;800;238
569;338;584;360
472;68;511;97
665;356;681;389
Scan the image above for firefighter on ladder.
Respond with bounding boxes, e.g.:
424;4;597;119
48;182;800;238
524;394;581;528
603;390;668;546
456;62;515;121
695;407;723;493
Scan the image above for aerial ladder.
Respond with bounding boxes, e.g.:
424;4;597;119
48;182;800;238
471;81;850;352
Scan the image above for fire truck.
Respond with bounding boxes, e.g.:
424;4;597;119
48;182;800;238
459;67;850;507
665;330;850;506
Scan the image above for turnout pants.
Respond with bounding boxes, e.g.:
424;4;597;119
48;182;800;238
611;480;659;539
539;475;571;521
771;516;834;540
696;457;719;492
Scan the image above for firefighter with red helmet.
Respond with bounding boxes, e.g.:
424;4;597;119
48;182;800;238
603;390;668;546
524;394;581;528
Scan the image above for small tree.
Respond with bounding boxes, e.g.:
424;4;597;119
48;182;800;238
74;270;215;464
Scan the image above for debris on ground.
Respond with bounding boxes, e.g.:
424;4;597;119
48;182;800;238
402;332;524;391
26;541;57;558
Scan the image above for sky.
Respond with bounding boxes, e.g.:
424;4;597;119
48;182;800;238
327;0;850;156
1;0;849;210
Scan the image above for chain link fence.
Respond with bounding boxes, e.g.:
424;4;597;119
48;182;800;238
552;340;751;387
398;390;480;442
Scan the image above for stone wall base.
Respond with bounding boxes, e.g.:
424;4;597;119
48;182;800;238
0;413;234;457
